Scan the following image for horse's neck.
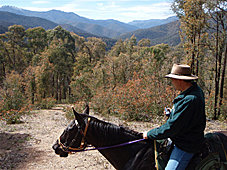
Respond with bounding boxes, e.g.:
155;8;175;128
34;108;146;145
87;117;141;145
86;118;154;169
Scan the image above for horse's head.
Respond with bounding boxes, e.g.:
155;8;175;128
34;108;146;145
52;105;90;157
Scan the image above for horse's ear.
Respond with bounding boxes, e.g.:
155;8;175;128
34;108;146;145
72;107;85;126
83;104;89;115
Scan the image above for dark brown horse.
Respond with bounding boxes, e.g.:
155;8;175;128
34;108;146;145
52;105;227;170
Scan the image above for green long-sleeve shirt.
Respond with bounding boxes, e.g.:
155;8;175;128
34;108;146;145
147;82;206;153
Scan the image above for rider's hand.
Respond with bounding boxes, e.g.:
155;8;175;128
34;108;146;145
164;107;171;117
143;131;148;139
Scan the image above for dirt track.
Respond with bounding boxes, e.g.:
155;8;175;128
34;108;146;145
0;106;226;170
0;107;115;170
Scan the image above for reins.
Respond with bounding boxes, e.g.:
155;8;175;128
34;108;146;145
60;138;145;153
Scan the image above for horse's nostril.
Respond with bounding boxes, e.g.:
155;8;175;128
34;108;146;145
55;148;68;157
52;143;58;150
52;143;68;157
55;149;60;155
52;140;61;150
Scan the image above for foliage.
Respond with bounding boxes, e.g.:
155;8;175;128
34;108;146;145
112;74;159;121
0;25;28;74
33;97;56;110
70;37;106;103
26;27;47;56
0;14;226;123
92;73;176;121
91;88;114;116
119;21;181;46
0;72;25;110
171;0;227;120
0;108;28;124
0;72;29;124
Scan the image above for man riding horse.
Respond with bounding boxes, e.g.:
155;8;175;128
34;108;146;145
143;64;206;169
52;64;227;170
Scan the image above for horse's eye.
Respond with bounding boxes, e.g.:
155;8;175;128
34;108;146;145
68;126;73;131
67;124;74;130
70;125;76;130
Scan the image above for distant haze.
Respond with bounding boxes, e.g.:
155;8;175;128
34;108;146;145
0;1;175;23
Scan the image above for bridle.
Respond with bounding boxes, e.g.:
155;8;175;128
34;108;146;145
58;117;91;153
57;117;146;153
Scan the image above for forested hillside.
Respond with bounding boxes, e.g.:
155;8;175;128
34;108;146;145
0;11;116;49
0;0;226;124
119;21;181;46
0;11;111;39
0;11;58;30
128;16;178;29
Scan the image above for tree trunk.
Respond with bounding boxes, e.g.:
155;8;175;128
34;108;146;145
0;62;6;86
2;62;6;78
31;92;34;104
191;37;195;74
196;31;202;76
62;76;67;101
52;74;55;97
31;75;36;104
67;76;71;98
56;73;59;101
112;61;117;90
59;81;62;102
102;68;106;90
218;43;227;116
214;18;219;120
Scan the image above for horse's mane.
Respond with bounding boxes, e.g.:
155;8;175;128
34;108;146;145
81;114;142;145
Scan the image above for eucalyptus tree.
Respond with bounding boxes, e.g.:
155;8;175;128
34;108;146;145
0;37;6;86
26;27;47;56
205;0;227;119
70;37;107;102
138;38;151;47
172;0;207;75
0;25;27;74
106;39;126;89
106;36;138;87
43;26;75;101
171;0;227;119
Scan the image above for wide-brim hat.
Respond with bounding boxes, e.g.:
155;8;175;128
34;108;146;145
165;64;198;80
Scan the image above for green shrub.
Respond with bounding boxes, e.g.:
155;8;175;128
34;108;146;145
91;73;176;122
1;110;22;124
91;88;114;116
34;97;56;109
0;72;28;124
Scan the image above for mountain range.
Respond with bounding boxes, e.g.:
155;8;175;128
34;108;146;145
119;20;181;46
0;6;180;46
0;11;100;37
128;16;179;29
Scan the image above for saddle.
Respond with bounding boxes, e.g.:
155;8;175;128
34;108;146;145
156;132;227;170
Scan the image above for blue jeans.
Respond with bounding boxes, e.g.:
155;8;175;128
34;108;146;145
165;145;194;170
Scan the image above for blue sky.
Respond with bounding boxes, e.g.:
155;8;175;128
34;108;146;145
0;0;175;23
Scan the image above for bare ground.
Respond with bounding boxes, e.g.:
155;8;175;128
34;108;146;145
0;106;226;170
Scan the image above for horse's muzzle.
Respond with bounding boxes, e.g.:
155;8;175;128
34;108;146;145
52;141;69;157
